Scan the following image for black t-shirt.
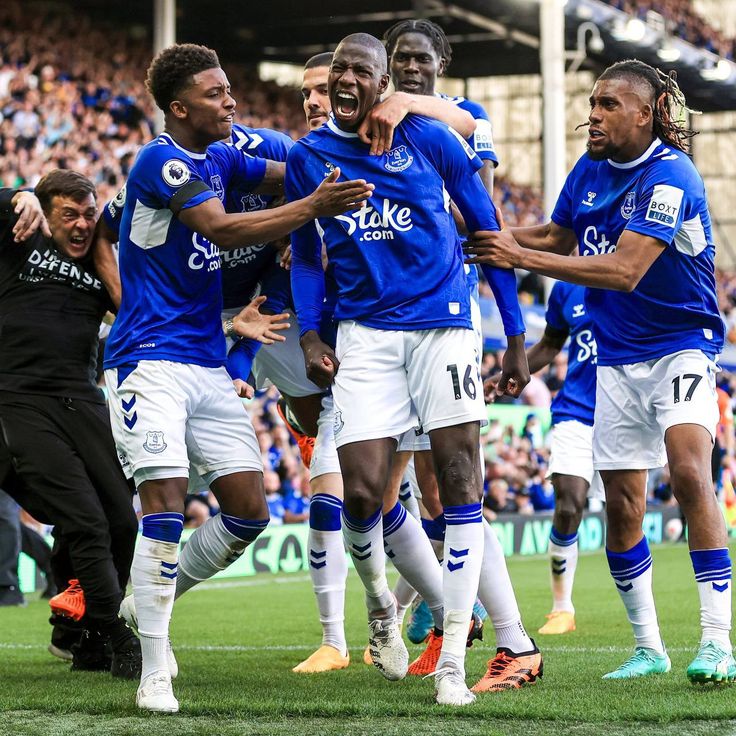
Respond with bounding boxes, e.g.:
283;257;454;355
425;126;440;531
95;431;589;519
0;189;112;403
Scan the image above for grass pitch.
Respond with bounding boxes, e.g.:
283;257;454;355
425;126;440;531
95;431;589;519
2;542;736;735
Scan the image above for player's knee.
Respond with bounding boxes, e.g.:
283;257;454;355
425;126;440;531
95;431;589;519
343;484;383;519
669;459;713;505
554;500;583;530
436;451;479;506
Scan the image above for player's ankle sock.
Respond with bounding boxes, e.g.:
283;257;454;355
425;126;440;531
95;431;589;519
549;527;579;613
308;494;348;654
440;504;484;666
398;474;421;521
477;520;533;652
175;513;268;599
342;505;394;620
607;536;663;653
383;501;444;627
392;576;418;628
422;514;446;561
133;513;183;679
690;547;732;651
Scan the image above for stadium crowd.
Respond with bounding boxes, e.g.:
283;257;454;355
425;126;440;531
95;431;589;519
604;0;736;58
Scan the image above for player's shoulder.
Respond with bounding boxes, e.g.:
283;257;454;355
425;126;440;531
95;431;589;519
231;123;294;159
441;93;488;120
550;279;583;303
643;142;700;186
131;134;198;182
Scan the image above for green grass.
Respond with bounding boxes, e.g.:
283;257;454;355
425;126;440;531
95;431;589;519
2;543;736;735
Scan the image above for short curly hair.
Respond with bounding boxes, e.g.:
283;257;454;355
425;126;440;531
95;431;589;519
146;43;221;111
383;19;453;72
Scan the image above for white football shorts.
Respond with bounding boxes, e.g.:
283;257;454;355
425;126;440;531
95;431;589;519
593;349;718;471
332;321;486;448
106;360;262;487
310;393;341;480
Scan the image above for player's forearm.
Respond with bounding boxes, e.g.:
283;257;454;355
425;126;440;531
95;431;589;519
93;234;122;310
210;198;317;250
526;340;562;375
479;264;525;336
401;93;475;138
516;249;637;292
511;223;575;255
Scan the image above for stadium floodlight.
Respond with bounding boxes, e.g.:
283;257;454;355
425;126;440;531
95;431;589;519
623;18;647;43
657;44;681;63
700;58;734;82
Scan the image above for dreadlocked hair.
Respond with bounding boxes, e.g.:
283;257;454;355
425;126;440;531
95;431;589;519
383;19;452;70
598;59;699;152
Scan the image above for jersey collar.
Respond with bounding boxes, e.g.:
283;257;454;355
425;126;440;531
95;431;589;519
606;137;661;170
327;115;359;139
158;132;207;160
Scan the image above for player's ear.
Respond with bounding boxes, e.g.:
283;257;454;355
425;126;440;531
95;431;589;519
169;99;187;120
378;73;390;95
638;102;653;130
438;57;447;77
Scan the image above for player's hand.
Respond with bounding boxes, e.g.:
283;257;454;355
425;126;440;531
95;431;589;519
464;230;522;269
231;296;290;344
233;379;255;399
279;244;292;270
11;191;51;242
358;92;412;156
483;373;501;403
300;330;339;388
496;334;530;398
309;168;374;217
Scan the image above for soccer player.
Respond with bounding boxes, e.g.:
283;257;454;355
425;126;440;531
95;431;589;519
287;33;528;705
103;43;372;713
291;50;483;675
489;280;598;634
465;59;734;682
383;19;542;690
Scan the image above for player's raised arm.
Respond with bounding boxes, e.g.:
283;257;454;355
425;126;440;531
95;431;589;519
177;168;373;250
358;91;474;156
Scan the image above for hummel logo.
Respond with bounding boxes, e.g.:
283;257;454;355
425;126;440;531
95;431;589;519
616;582;633;593
713;581;729;593
572;304;585;318
582;191;597;207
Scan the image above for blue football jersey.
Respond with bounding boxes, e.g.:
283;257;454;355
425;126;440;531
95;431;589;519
552;138;724;366
221;124;293;310
545;281;597;426
287;114;522;335
438;93;499;293
104;133;266;369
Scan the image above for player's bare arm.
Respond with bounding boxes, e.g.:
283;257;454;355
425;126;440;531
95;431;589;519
358;91;475;156
10;190;51;242
93;217;122;309
485;221;578;256
252;159;285;196
465;228;665;292
178;168;374;249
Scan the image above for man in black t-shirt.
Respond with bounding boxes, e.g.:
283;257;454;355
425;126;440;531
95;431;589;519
0;170;140;679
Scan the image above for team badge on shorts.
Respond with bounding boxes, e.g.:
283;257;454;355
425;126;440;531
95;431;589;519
384;145;414;172
333;410;344;436
143;431;168;454
161;159;191;187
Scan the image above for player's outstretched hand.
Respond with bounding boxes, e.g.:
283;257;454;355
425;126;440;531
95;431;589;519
231;296;290;344
310;168;374;217
233;379;255;399
496;335;530;399
464;230;521;270
300;330;339;388
358;92;411;156
483;373;501;403
12;191;51;242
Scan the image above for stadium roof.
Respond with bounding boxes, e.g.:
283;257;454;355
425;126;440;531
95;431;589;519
80;0;736;111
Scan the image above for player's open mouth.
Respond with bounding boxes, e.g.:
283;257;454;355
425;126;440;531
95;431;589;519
69;235;88;248
221;115;234;124
588;129;604;141
335;91;359;118
400;78;421;91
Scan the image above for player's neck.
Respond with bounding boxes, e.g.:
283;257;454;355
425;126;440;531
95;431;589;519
163;122;212;154
609;135;657;164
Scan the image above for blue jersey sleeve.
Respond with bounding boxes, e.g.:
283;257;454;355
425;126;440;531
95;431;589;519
135;144;217;213
544;281;569;334
285;144;326;337
412;118;524;336
458;98;498;165
210;142;268;194
551;168;576;230
625;161;693;246
103;186;125;236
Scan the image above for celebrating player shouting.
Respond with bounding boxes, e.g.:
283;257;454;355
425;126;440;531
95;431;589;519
287;33;528;705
